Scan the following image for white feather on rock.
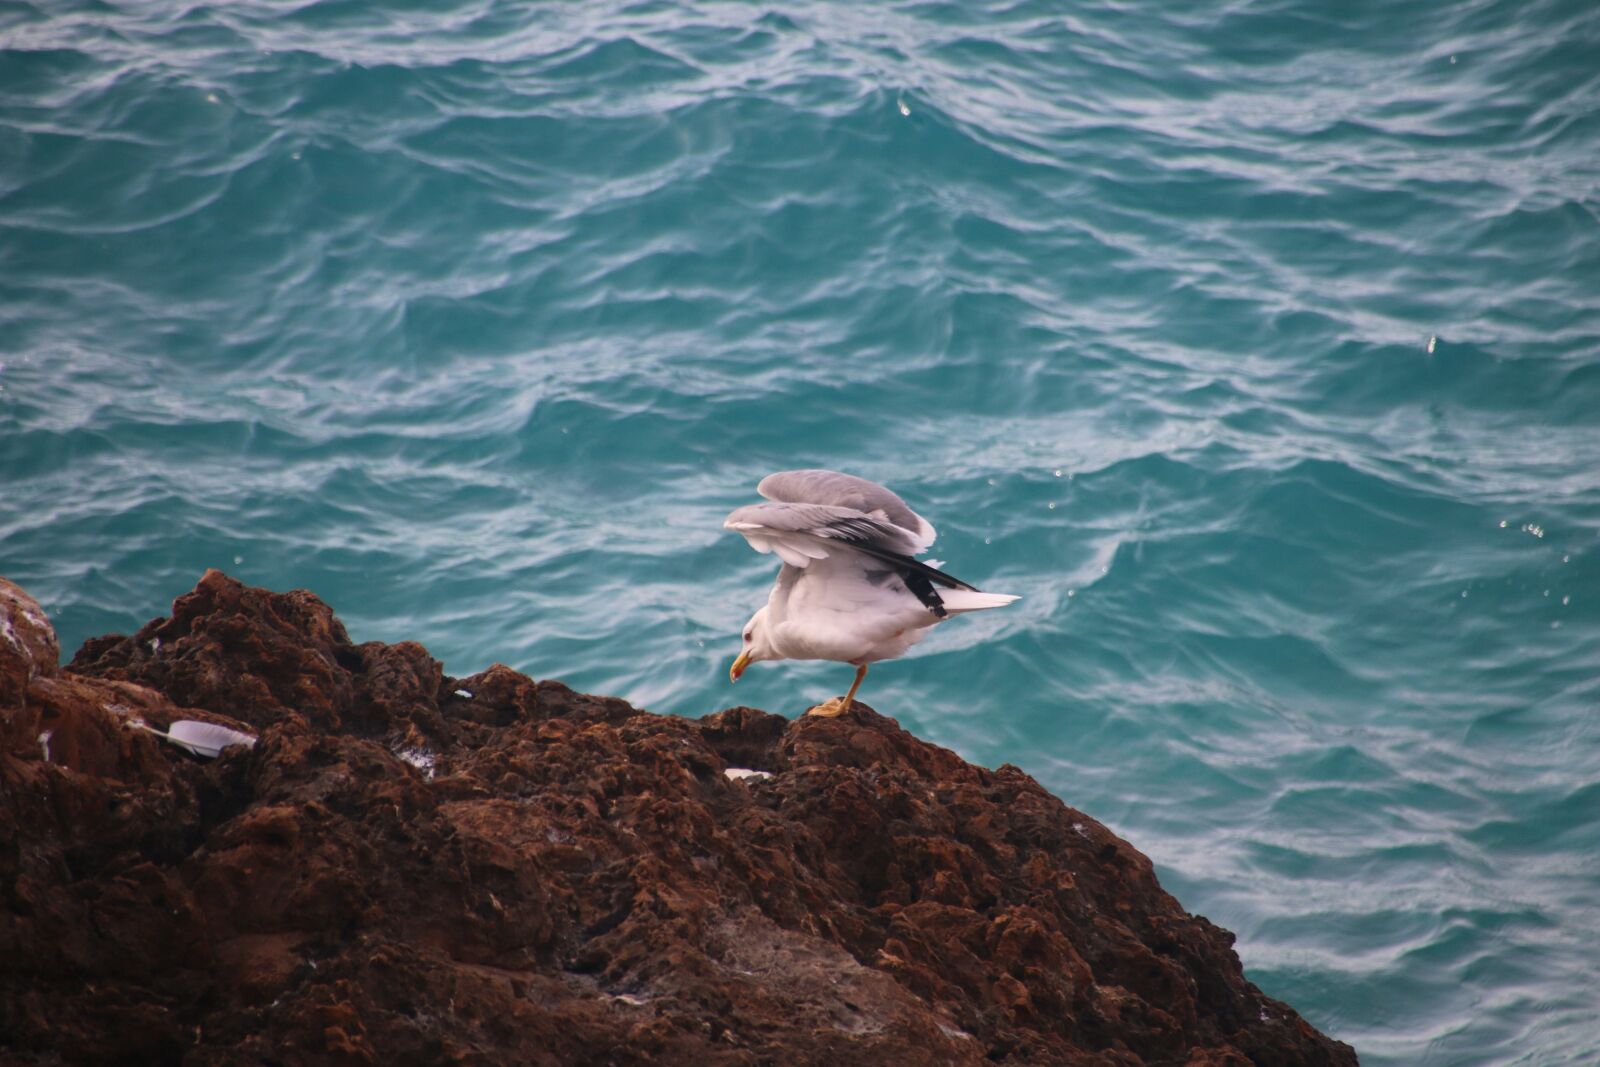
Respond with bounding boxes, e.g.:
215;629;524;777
140;720;258;759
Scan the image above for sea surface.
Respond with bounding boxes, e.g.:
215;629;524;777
3;1;1598;1061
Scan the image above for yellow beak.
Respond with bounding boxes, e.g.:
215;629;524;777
730;650;752;682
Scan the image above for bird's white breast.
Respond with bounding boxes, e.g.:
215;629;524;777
767;556;936;664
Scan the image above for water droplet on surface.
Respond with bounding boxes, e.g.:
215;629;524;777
1047;502;1056;510
1499;520;1508;528
233;555;243;565
1427;335;1436;353
1461;590;1469;598
898;98;911;117
1562;595;1570;605
1054;469;1063;477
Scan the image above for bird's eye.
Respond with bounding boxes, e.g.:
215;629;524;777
744;631;752;641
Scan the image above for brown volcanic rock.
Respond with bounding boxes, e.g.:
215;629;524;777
1;573;1357;1066
0;579;58;686
70;568;368;732
1;577;59;756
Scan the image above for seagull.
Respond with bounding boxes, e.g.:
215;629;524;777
724;469;1018;716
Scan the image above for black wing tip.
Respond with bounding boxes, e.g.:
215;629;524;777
844;541;976;607
903;571;949;618
907;553;978;592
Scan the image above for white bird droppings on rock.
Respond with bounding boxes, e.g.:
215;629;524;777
397;747;436;778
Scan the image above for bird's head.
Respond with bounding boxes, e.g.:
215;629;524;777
729;607;777;682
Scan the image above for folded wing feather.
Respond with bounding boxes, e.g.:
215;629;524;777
756;469;936;552
723;501;977;594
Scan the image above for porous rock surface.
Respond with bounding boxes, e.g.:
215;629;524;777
0;570;1357;1065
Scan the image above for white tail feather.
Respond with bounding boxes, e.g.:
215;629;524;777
938;589;1019;613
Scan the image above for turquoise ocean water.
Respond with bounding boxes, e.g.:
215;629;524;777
3;1;1598;1061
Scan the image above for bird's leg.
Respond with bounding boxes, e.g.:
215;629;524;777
809;665;868;717
843;663;868;709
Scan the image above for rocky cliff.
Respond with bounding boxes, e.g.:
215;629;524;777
0;571;1356;1065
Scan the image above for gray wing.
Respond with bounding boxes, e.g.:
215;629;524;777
723;499;976;615
756;470;936;552
724;501;923;564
